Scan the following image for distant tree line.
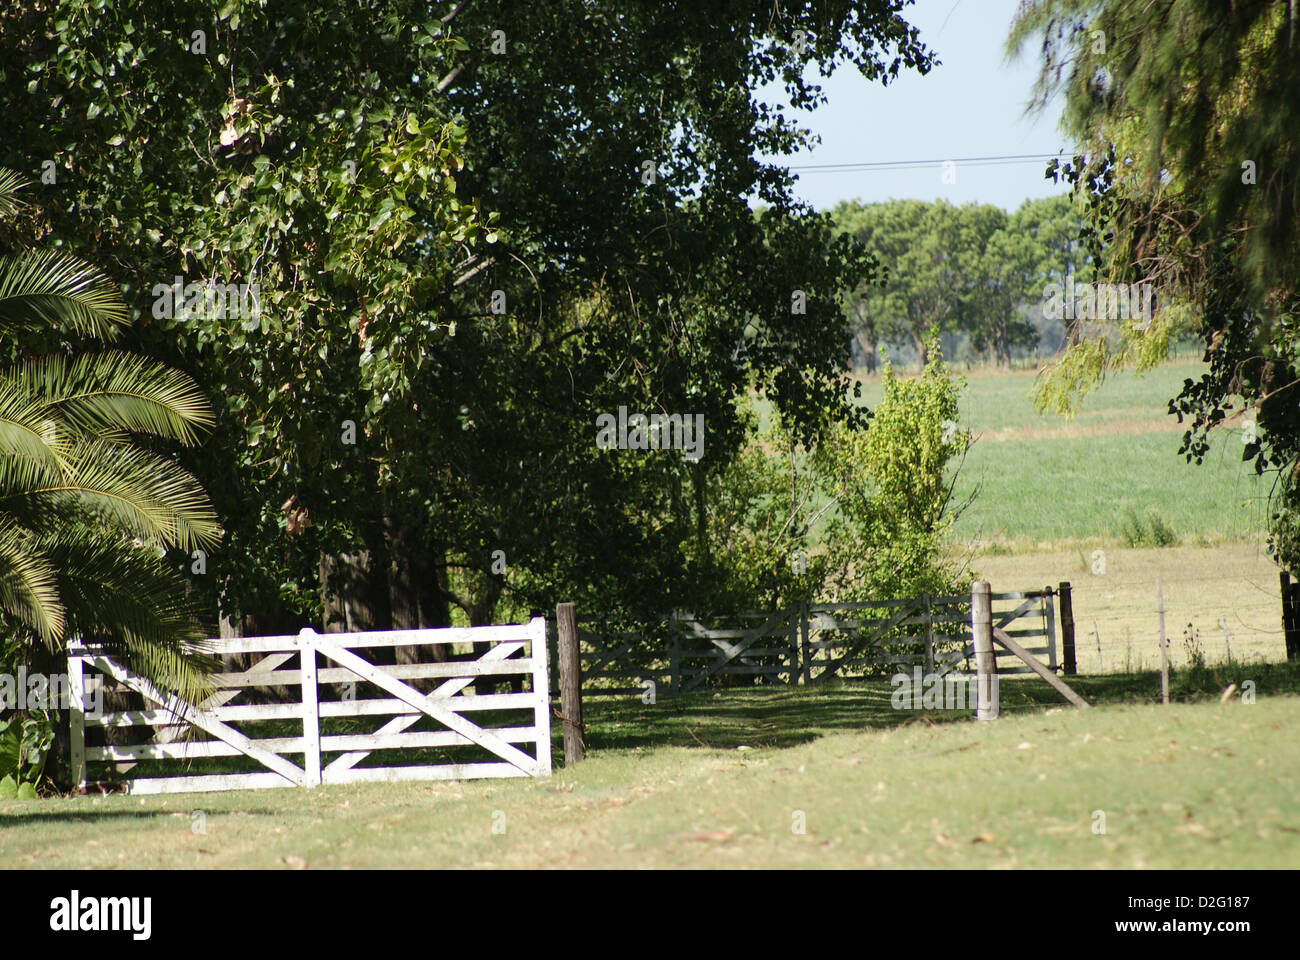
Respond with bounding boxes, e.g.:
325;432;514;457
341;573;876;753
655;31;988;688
831;195;1092;371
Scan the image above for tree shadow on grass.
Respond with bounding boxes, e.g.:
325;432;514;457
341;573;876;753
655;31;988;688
576;663;1300;754
0;806;281;825
579;681;976;751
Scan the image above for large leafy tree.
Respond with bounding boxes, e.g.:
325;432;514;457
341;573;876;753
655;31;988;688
1;1;936;630
1008;0;1300;569
0;170;220;705
950;203;1032;369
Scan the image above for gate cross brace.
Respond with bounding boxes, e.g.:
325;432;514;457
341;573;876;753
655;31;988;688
86;655;307;786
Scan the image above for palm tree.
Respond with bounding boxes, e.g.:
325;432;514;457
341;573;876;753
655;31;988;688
0;167;221;709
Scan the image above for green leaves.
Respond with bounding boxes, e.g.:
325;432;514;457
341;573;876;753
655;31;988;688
698;341;968;611
0;0;940;639
0;520;64;642
41;530;218;706
0;168;30;218
0;713;54;794
49;437;221;551
0;346;221;568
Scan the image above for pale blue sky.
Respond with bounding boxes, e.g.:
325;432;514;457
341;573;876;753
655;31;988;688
758;0;1072;213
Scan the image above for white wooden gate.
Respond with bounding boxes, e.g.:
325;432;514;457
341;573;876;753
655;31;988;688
68;618;551;795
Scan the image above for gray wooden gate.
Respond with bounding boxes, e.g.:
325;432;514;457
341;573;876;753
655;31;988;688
558;587;1060;696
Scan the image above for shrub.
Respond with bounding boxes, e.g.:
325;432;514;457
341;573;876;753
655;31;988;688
1145;507;1178;546
695;335;972;610
1118;502;1145;546
1116;502;1178;547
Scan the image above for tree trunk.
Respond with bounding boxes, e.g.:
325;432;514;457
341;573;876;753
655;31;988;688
911;330;927;370
387;503;420;634
850;301;877;375
854;330;877;374
317;537;393;694
692;462;708;555
419;543;452;631
320;552;347;633
219;607;242;673
470;571;508;695
386;507;455;690
320;551;385;632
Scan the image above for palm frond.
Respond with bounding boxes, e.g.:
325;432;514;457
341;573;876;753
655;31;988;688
39;530;217;707
21;437;222;552
0;494;81;550
6;351;215;445
0;166;220;716
0;384;72;489
0;168;31;219
0;519;63;643
0;249;128;339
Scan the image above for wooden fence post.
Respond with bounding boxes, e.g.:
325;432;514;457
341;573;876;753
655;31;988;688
1280;573;1291;659
1058;581;1077;675
923;593;934;674
800;601;811;685
1291;577;1300;660
786;606;798;685
547;619;560;698
972;581;998;720
555;602;585;765
670;612;681;694
1282;572;1300;661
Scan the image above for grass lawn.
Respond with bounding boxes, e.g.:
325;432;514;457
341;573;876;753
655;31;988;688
4;667;1298;869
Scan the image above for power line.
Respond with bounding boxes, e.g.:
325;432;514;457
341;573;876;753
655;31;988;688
786;152;1065;173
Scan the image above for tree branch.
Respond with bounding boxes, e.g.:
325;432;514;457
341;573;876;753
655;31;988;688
436;62;466;93
441;1;469;26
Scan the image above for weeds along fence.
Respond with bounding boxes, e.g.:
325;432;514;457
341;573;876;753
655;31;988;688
550;587;1062;698
67;619;551;795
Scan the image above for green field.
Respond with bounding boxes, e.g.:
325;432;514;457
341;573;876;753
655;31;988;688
858;360;1271;548
5;673;1298;869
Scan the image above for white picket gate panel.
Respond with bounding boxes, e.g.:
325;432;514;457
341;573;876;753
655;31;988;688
68;618;551;795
